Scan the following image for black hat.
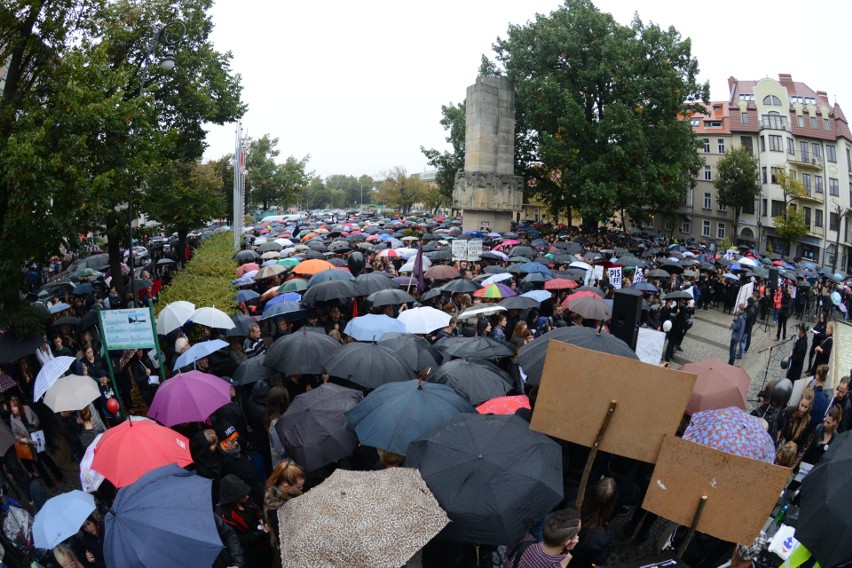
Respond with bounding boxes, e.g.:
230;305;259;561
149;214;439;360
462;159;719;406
219;474;250;505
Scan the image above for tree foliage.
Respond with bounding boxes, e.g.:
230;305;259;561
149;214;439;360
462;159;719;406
376;167;430;213
715;147;760;233
772;170;809;247
245;135;311;211
0;0;244;318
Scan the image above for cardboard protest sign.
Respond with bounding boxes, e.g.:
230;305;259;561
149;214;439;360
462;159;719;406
643;435;789;545
607;267;623;289
530;341;696;464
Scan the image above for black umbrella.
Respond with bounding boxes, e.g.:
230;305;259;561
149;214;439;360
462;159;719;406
441;279;480;294
419;287;444;302
428;250;453;261
367;289;416;308
647;269;672;278
354;272;399;296
77;309;100;334
441;337;515;361
378;333;442;374
795;431;852;568
302;280;355;306
225;313;255;337
322;342;415;390
264;329;342;376
72;283;94;296
427;358;513;406
498;296;540;310
406;413;563;545
308;269;354;287
235;249;259;262
0;333;43;364
157;258;176;266
233;354;272;386
483;265;507;275
131;279;154;293
659;262;684;274
518;327;639;385
274;383;363;472
662;290;693;301
52;316;80;327
508;246;536;258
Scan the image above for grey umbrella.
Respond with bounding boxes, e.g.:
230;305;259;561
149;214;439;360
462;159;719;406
427;358;513;406
263;329;342;376
354;272;399;296
367;289;416;308
441;337;515;361
322;342;415;390
378;333;442;374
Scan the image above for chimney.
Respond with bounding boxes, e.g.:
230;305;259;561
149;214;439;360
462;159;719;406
779;73;793;84
728;76;737;95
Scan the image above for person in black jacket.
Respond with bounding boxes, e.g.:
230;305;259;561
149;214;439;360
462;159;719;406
571;477;617;568
74;516;107;568
786;324;808;382
213;513;246;568
218;425;264;507
776;288;793;341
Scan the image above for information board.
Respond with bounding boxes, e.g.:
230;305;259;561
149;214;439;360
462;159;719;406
100;308;156;350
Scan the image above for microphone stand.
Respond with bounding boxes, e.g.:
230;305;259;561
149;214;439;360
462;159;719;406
757;336;795;393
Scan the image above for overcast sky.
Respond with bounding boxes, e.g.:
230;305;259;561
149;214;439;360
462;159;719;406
202;0;852;180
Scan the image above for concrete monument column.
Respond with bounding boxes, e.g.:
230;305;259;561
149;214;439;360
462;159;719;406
453;76;523;233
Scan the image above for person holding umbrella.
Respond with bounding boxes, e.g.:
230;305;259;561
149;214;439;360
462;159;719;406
505;508;582;568
806;322;833;376
73;515;106;568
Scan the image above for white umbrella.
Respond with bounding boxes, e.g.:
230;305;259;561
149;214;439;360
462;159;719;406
737;257;757;267
43;374;102;412
34;356;75;401
522;290;552;303
156;300;196;335
49;302;71;314
568;261;593;271
80;433;106;493
457;304;507;321
482;273;513;286
189;307;235;330
397;307;452;334
343;314;406;341
399;256;432;274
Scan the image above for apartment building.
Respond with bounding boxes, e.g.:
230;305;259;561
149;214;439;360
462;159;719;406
651;74;852;273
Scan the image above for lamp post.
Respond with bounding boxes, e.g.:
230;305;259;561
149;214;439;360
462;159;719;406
831;202;850;274
127;21;186;307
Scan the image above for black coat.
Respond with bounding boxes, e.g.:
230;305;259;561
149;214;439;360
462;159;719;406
787;335;808;381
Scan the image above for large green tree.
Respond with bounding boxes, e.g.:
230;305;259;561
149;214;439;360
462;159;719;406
715;147;760;235
376;167;429;213
0;0;244;325
479;0;708;226
245;134;311;211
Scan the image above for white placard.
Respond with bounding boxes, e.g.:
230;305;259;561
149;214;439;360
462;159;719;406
451;240;467;261
635;328;666;365
466;240;483;261
633;269;645;283
593;265;604;283
100;308;156;350
31;430;46;453
607;267;623;289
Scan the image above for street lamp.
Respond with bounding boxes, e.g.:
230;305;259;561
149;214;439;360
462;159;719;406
127;21;186;307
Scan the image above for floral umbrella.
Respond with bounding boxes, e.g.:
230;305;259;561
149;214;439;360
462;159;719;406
683;407;775;463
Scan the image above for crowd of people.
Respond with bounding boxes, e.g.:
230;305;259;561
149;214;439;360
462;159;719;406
0;211;849;567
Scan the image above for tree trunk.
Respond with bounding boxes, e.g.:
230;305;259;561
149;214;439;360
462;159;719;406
177;228;188;268
107;228;127;308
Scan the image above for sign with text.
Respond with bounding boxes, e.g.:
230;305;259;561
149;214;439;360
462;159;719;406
452;240;467;261
101;308;156;350
607;267;623;289
452;240;484;262
633;269;645;283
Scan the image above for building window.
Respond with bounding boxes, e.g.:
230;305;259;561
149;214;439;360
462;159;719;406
703;192;712;209
810;116;818;128
768;135;783;151
827;244;837;267
718;200;727;212
824;118;830;131
847;147;852;173
760;136;766;152
762;167;767;184
717;223;726;239
803;207;812;227
743;199;755;215
663;218;673;232
690;119;700;127
829;178;839;196
739;93;755;101
771;167;784;183
761;199;768;217
702;220;711;237
826;145;837;163
761;113;788;130
830;211;840;231
802;174;811;192
704;166;712;181
771;200;785;217
762;95;782;106
787;137;795;155
797;115;804;127
703;138;710;153
812;143;821;160
741;137;753;155
717;139;726;154
800;141;810;162
741;112;749;124
680;219;691;234
815;175;824;193
815;209;823;228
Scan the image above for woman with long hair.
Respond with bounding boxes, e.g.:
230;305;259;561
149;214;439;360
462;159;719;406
265;387;291;467
801;404;842;465
571;477;618;568
776;387;815;454
7;395;64;487
263;460;305;566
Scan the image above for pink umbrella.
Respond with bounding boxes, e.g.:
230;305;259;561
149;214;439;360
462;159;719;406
492;240;520;250
236;263;259;277
147;371;231;427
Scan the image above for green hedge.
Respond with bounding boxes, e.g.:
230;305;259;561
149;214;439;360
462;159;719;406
155;232;237;318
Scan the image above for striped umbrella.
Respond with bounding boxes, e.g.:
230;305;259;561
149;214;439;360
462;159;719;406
472;283;517;299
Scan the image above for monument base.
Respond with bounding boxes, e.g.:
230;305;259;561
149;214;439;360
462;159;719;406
462;210;514;234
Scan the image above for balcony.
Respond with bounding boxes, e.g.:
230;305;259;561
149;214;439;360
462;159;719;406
788;150;823;171
795;188;824;204
759;117;790;132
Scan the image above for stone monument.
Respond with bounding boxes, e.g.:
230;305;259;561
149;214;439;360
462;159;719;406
453;76;523;233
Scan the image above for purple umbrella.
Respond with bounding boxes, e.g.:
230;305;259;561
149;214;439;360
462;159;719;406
147;371;231;427
683;406;775;463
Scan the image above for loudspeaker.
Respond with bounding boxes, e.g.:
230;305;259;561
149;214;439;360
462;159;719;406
611;289;642;350
768;268;779;290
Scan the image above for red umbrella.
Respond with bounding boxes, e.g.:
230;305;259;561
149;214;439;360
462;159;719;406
476;395;530;415
235;263;259;277
92;418;192;488
560;289;602;307
679;359;750;415
544;278;578;291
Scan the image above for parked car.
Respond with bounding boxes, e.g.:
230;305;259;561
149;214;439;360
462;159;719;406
36;281;74;303
49;253;110;283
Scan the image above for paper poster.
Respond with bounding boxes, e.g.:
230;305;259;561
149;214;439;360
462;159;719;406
466;240;483;261
635;328;666;365
633;269;645;283
593;265;604;284
451;240;467;262
31;430;46;453
607;267;623;289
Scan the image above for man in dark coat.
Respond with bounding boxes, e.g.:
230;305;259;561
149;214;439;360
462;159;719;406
786;323;808;382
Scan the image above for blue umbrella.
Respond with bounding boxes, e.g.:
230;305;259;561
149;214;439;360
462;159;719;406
33;490;95;549
343;314;406;341
231;276;254;287
728;263;742;271
236;289;259;302
105;465;222;568
262;301;308;321
48;302;70;314
521;290;552;303
631;281;658;292
72;283;95;296
723;272;740;280
173;339;229;371
346;380;475;455
517;262;552;275
308;269;354;287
